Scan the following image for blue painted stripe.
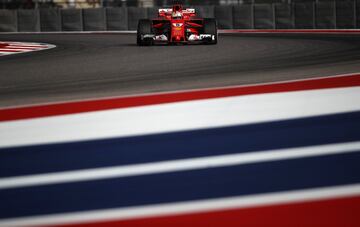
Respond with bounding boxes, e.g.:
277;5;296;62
0;152;359;219
1;111;360;178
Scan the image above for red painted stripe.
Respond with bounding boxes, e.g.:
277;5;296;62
0;74;359;122
0;43;47;49
4;46;40;50
0;49;25;52
221;29;360;34
54;196;360;227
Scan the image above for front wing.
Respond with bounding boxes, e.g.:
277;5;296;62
142;34;216;43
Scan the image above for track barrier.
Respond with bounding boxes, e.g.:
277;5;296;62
83;8;106;31
294;3;315;29
194;6;215;18
315;1;336;29
127;7;147;31
61;9;83;31
147;7;160;20
0;9;17;32
0;2;359;32
254;4;274;29
233;5;253;29
357;0;360;28
17;9;40;32
215;6;233;29
40;9;61;31
275;3;294;29
106;7;128;31
336;1;356;29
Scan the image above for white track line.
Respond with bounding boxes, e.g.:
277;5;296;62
0;52;14;55
0;183;359;227
0;141;359;190
7;44;47;47
0;87;359;148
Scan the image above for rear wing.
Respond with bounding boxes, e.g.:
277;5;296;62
158;8;196;17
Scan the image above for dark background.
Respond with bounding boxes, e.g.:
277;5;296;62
1;0;359;9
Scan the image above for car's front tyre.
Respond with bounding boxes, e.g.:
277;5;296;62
137;19;153;46
203;18;218;45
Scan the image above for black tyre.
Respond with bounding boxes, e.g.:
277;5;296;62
137;19;153;46
203;18;218;45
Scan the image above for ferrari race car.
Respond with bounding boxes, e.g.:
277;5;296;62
137;4;218;45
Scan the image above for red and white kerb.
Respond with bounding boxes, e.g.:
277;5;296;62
0;41;55;56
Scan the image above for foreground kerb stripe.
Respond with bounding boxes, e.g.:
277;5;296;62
1;151;358;220
1;87;359;148
0;141;358;190
0;111;359;179
0;184;359;227
55;196;360;227
0;74;359;226
0;73;359;122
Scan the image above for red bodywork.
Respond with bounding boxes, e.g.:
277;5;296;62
151;5;204;43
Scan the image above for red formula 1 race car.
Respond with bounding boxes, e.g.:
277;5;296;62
137;4;218;46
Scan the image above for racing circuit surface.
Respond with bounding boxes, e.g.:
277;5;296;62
1;32;360;226
0;33;360;107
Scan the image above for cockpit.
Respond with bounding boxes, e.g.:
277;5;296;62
171;5;183;19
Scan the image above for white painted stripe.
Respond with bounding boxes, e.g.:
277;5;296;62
8;43;47;46
0;183;359;227
1;42;48;47
2;42;49;45
0;141;359;190
0;87;359;148
9;45;52;48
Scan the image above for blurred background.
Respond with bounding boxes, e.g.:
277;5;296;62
0;0;358;31
0;0;350;9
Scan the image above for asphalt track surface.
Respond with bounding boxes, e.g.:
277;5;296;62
0;33;360;107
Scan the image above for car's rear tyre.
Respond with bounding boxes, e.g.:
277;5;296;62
137;19;153;46
203;18;218;45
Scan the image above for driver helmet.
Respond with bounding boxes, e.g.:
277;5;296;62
172;11;182;19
